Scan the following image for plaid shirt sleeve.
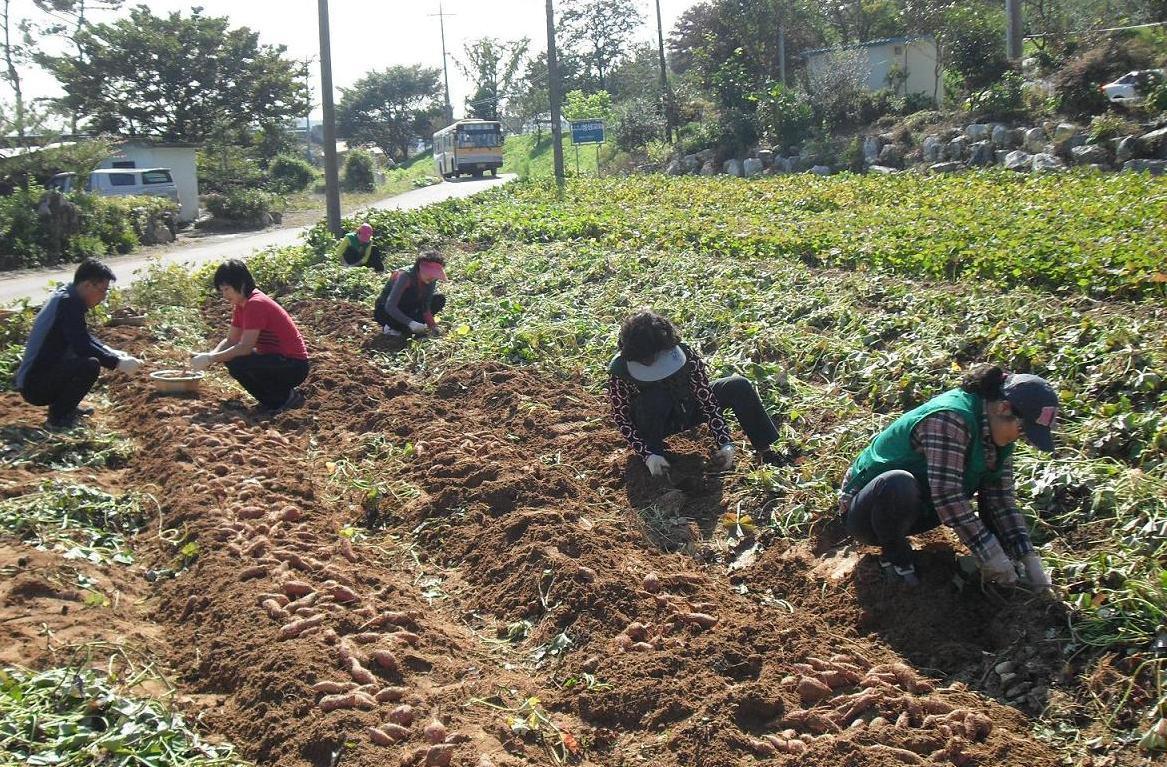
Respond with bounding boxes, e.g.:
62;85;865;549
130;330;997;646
688;355;733;448
912;412;1006;565
608;375;651;459
978;454;1034;559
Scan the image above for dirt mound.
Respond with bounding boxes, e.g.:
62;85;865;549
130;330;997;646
1;301;1069;766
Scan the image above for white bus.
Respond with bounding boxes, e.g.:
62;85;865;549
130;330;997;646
433;120;503;180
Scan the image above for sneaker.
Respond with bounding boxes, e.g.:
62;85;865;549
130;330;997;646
758;448;788;467
879;559;920;586
44;413;80;432
382;325;402;337
280;388;306;411
73;406;95;418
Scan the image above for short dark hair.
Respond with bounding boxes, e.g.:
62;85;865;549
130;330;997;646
213;259;256;297
618;310;682;365
73;259;116;285
414;250;446;270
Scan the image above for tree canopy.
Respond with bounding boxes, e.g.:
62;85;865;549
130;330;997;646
336;65;444;160
41;4;308;143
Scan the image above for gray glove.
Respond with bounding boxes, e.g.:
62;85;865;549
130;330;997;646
980;550;1019;586
711;443;736;470
408;321;428;334
1020;552;1052;589
645;453;671;477
116;356;143;374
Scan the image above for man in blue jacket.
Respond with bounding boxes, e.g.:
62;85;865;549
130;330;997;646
15;259;143;430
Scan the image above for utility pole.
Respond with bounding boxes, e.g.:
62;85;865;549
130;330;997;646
1005;0;1023;60
317;0;341;236
429;4;455;124
653;0;673;143
778;23;787;86
545;0;565;186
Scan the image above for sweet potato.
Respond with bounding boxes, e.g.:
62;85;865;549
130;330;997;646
332;585;359;603
391;630;422;647
388;705;415;727
319;693;357;712
425;744;454;767
237;505;265;519
349;658;377;685
312;680;357;695
681;612;718;629
368;723;412;745
629;641;656;652
279;506;303;522
797;676;833;704
262;599;289;621
257;592;289;607
625;622;650;642
279;613;326;639
283;580;314;597
375;686;409;703
372;649;400;673
643;572;661;593
339;536;357;563
424;718;447;744
239;565;269;581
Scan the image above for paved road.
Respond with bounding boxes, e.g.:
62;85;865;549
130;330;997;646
0;174;513;306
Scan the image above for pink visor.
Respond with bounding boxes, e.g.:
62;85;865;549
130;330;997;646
356;223;373;243
419;261;447;282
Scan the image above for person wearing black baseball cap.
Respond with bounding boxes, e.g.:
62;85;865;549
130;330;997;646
838;364;1058;590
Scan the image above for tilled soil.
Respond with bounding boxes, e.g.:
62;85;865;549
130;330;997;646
0;301;1076;766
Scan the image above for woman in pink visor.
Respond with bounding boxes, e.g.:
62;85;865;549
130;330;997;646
374;251;448;337
335;222;385;272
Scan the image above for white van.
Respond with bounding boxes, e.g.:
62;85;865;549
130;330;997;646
50;168;180;206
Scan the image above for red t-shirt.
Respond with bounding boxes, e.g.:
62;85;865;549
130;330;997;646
231;290;308;360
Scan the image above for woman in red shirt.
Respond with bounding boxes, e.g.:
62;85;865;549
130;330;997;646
189;259;310;412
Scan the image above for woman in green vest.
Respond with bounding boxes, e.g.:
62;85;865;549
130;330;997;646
839;365;1059;589
334;223;385;272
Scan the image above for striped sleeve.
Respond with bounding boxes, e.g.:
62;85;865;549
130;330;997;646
608;375;650;459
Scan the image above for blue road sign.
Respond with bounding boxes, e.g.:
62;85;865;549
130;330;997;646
570;119;605;145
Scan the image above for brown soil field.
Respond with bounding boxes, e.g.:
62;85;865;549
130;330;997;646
1;300;1118;767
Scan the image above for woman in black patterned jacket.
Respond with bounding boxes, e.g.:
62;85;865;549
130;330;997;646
607;310;784;477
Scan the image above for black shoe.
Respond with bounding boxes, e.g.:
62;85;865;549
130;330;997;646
73;406;95;418
758;448;787;467
281;388;306;411
879;559;920;586
44;413;80;432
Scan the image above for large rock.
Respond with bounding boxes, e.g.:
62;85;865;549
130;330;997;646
1031;153;1066;173
743;157;764;177
968;141;995;167
699;160;719;176
768;157;793;174
666;158;685;176
965;123;991;141
810;165;832;176
922;135;943;163
1123;158;1167;176
148;219;175;244
945;136;969;162
1023;127;1046;153
1053;123;1080;143
1138;127;1167;159
1004;150;1032;172
877;143;904;168
1070;145;1110;166
682;154;702;173
863;135;882;163
1114;136;1137;164
695;148;717;163
929;161;964;173
991;124;1015;148
756;149;774;168
867;165;899;175
724;158;744;177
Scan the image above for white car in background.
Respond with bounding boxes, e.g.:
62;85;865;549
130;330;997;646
49;168;180;206
1102;69;1165;104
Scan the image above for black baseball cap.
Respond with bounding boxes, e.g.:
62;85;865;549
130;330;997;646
1002;373;1059;454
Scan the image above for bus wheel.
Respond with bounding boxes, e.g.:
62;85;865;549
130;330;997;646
490;168;497;178
472;169;483;178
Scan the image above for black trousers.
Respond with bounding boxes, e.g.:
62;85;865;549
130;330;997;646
20;355;101;421
226;355;309;410
346;246;385;272
376;294;446;333
637;374;780;453
843;469;940;567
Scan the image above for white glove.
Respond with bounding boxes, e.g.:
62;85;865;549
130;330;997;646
408;321;428;334
189;353;214;372
645;453;671;477
1020;552;1053;590
116;356;142;374
980;550;1019;586
711;443;736;470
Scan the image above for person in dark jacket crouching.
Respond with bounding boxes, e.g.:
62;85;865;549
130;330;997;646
16;259;143;430
607;310;785;477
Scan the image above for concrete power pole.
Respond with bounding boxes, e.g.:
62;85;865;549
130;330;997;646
545;0;565;186
1006;0;1023;60
317;0;341;236
430;4;455;124
653;0;673;142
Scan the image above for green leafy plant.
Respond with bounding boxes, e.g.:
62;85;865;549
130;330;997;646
342;148;377;192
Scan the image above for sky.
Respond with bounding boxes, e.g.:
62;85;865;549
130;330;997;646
11;0;701;124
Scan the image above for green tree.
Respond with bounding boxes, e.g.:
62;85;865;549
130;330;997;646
42;5;308;143
31;1;125;133
562;89;613;121
457;36;529;120
559;0;643;91
336;65;443;161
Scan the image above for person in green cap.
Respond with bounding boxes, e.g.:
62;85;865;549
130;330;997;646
334;222;384;272
839;364;1058;589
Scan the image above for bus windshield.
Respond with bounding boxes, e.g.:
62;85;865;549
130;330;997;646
457;126;501;148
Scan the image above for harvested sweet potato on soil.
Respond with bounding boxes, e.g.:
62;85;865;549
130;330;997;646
279;613;325;639
312;680;357;695
282;580;313;597
797;676;833;704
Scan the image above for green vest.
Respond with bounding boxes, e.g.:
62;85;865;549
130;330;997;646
338;233;372;266
844;389;1012;514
